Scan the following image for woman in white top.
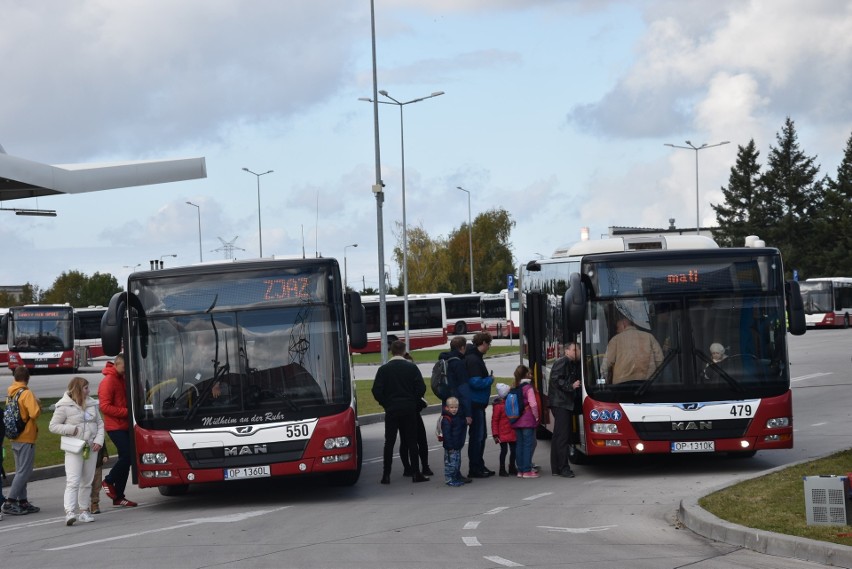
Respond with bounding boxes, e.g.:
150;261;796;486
49;377;104;526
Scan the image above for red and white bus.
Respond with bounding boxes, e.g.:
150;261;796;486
443;293;483;335
74;305;107;360
798;277;852;328
0;307;8;365
2;304;78;371
100;257;368;494
360;294;447;353
481;288;519;338
521;235;805;462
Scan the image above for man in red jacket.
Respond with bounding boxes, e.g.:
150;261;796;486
98;354;138;507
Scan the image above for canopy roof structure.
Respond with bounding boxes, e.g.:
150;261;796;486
0;145;206;203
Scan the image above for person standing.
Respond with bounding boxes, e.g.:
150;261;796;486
511;365;540;478
398;352;434;477
2;366;42;516
49;377;104;525
89;444;109;514
605;314;664;384
464;332;494;478
372;340;429;484
491;383;517;476
548;342;580;478
99;354;138;507
440;397;467;487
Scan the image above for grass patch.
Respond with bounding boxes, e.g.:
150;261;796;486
699;448;852;546
352;344;519;365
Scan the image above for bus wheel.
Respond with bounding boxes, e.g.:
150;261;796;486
454;321;467;335
844;314;850;329
158;484;189;496
329;427;363;486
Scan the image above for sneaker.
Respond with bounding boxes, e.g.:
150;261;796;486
77;511;95;523
560;469;576;478
66;512;77;526
102;481;117;500
422;466;435;477
19;501;40;513
113;498;138;507
446;480;464;487
2;501;27;516
517;472;524;478
523;471;540;478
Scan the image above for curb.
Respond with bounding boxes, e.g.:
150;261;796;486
678;455;852;568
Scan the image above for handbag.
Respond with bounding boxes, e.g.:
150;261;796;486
60;435;86;454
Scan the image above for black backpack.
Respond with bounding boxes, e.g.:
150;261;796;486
3;387;27;440
430;357;459;400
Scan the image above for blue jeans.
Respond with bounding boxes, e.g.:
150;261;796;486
467;406;487;474
105;430;132;499
444;449;461;483
514;428;536;473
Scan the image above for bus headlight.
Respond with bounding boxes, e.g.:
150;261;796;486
141;452;169;464
766;417;789;429
592;423;619;434
323;436;351;450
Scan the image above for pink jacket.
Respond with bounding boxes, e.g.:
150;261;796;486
511;381;539;429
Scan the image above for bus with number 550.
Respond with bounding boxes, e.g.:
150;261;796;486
100;257;367;495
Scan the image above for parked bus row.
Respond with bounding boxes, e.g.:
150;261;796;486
0;305;107;370
521;234;806;463
359;289;519;353
798;277;852;328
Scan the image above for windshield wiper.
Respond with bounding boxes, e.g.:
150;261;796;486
634;347;679;397
695;350;742;392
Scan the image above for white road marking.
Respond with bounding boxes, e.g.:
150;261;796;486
45;507;291;551
484;506;510;515
811;422;827;427
463;536;482;546
523;492;553;501
484;555;524;567
463;521;480;530
538;524;617;533
792;372;832;382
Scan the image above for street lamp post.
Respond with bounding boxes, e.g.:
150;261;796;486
185;201;202;262
664;140;730;234
242;167;274;257
344;243;358;289
359;89;444;351
456;186;475;293
160;254;177;268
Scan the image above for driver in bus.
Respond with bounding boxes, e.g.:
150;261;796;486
604;314;664;384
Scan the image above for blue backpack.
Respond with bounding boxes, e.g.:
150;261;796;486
3;387;27;440
504;386;525;423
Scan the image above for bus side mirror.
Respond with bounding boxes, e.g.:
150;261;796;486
562;272;587;336
102;292;126;357
346;291;368;349
785;280;806;336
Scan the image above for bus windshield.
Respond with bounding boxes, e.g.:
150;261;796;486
799;281;832;313
10;310;74;352
581;253;789;404
130;267;352;430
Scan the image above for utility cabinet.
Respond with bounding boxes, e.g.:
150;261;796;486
803;475;851;526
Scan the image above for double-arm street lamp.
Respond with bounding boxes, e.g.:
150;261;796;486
664;140;730;234
185;201;202;262
359;89;444;350
242;167;274;257
456;186;475;293
344;243;358;289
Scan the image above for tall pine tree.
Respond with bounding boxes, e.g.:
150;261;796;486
712;139;767;247
814;131;852;275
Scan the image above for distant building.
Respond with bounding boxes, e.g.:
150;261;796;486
609;218;714;240
0;285;25;302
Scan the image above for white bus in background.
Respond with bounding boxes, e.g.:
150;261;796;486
798;277;852;328
481;288;519;338
443;293;483;335
360;294;448;353
0;307;8;365
74;305;108;360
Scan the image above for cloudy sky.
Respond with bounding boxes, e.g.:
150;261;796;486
2;0;851;293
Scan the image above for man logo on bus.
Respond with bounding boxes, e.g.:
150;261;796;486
224;444;268;456
672;421;712;431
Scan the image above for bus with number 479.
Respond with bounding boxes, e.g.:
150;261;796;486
100;257;367;494
521;235;806;463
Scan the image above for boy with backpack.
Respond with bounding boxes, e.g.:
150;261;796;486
3;366;42;516
440;397;467;487
491;383;517;476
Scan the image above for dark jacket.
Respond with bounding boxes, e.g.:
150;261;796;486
548;356;580;411
440;349;469;417
371;357;426;414
464;347;492;408
441;408;467;450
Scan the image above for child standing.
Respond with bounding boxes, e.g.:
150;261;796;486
511;365;540;479
491;383;517;476
440;397;467;487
